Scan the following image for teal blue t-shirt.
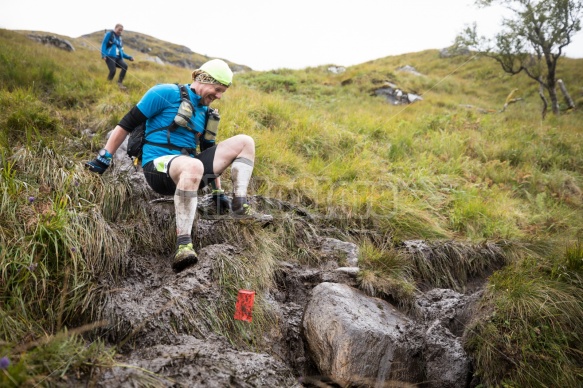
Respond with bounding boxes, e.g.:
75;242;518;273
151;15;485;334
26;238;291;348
136;83;208;166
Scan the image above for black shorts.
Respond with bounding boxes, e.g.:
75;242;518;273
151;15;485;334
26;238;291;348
143;146;219;196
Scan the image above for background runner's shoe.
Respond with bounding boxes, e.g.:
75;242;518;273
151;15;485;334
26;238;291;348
172;243;198;272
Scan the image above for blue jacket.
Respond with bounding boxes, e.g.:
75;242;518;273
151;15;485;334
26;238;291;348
136;84;209;166
101;30;133;60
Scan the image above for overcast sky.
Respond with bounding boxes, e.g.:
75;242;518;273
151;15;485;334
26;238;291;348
1;0;582;71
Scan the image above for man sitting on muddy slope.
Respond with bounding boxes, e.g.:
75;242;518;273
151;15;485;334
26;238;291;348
86;59;271;273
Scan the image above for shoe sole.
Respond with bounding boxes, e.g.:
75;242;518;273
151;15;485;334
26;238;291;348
172;254;198;273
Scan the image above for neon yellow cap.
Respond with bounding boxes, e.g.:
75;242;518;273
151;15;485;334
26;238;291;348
199;59;233;86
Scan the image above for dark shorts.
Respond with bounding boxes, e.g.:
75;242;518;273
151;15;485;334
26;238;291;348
143;146;218;196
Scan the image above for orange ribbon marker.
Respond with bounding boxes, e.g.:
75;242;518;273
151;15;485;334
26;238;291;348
234;289;256;322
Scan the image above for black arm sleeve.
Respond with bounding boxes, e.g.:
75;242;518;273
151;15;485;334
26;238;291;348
118;106;147;132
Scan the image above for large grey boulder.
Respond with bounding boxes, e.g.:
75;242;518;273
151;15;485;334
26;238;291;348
303;283;472;387
303;282;425;386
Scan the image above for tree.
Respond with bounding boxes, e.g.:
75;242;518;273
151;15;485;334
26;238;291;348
455;0;582;117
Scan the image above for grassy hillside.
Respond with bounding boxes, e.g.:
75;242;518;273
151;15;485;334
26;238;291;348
1;28;582;386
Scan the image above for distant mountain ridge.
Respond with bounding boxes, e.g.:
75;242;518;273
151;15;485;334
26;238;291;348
80;29;252;72
11;28;251;71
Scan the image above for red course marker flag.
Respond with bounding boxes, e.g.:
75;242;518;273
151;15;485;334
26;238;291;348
234;290;256;322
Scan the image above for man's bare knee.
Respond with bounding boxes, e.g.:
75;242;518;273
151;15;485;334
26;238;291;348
171;157;204;187
236;134;254;149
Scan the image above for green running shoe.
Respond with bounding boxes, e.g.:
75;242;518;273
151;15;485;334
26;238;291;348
232;203;273;224
172;243;198;273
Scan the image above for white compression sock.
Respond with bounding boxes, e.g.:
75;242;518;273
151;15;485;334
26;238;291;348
231;157;254;197
174;189;198;238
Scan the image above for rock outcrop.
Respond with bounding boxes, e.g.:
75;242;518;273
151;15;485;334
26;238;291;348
303;283;471;387
27;34;75;51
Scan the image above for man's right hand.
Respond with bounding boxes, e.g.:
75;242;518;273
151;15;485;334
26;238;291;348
212;189;232;215
85;149;112;174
